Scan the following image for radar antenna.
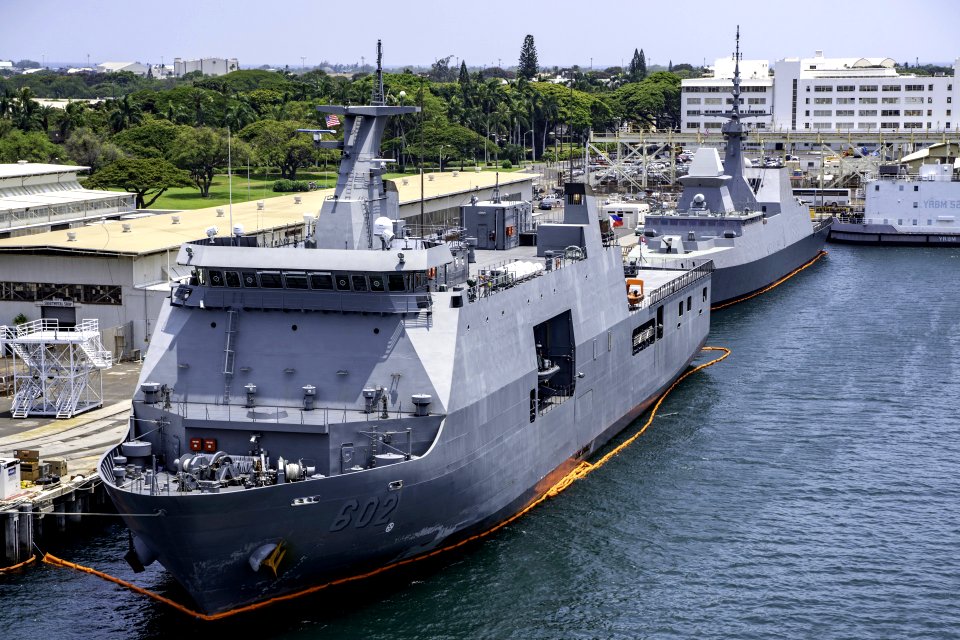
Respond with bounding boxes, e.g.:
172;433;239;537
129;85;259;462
731;25;742;121
372;40;385;106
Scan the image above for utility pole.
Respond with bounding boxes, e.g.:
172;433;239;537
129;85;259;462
300;56;306;71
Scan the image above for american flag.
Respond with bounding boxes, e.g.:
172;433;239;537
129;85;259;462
325;114;341;128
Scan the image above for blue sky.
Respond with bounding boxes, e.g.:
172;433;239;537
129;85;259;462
3;0;959;68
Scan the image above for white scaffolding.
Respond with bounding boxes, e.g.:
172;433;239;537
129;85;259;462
0;319;112;419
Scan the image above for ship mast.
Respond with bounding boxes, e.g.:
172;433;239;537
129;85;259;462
372;39;385;106
721;26;746;180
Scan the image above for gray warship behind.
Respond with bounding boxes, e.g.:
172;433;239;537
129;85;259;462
629;29;831;305
100;43;712;615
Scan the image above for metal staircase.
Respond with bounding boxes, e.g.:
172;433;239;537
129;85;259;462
11;378;41;418
0;318;112;419
223;309;239;401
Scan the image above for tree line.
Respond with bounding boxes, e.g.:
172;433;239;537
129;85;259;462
0;36;694;207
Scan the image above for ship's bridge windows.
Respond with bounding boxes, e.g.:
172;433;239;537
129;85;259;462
387;273;406;292
224;271;241;288
335;274;351;291
309;272;334;290
351;275;369;292
208;269;224;287
370;274;386;292
241;271;259;287
283;272;309;289
258;271;283;288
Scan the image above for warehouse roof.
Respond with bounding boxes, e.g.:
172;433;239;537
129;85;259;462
0;170;534;256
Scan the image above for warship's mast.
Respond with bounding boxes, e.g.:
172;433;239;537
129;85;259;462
310;42;419;250
721;26;746;180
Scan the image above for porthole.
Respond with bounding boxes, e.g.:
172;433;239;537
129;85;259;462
291;324;298;331
210;322;217;328
373;328;380;334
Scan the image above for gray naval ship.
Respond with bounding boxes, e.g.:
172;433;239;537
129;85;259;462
629;30;831;305
100;45;712;615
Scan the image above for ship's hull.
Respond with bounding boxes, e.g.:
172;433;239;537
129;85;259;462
830;222;960;247
711;222;830;305
104;340;704;614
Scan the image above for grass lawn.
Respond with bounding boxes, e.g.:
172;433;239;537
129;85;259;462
97;165;529;211
147;171;338;210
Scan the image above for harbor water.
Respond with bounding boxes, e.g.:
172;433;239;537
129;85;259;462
2;243;958;639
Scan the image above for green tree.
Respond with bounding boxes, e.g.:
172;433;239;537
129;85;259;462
0;129;60;162
238;120;315;179
107;94;142;133
518;35;539;81
86;157;191;208
627;49;643;82
112;119;186;158
168;126;239;198
64;128;120;172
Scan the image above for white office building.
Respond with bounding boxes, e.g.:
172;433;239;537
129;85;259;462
173;57;239;77
682;52;960;133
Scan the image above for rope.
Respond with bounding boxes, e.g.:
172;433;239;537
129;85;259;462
41;346;731;621
0;555;36;573
711;250;827;311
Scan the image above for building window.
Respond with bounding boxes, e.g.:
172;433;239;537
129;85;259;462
814;85;833;92
836;110;854;117
859;110;877;117
859;97;877;104
686;122;700;129
859;85;878;92
881;97;900;104
836;85;855;92
835;122;854;129
687;110;701;116
882;84;901;92
903;122;924;128
904;84;924;91
705;122;722;129
687;97;701;104
814;97;833;104
704;97;722;105
880;122;899;129
904;110;923;117
881;109;901;117
905;96;924;104
814;110;831;117
837;97;855;104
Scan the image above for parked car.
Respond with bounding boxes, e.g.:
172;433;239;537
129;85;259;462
539;196;561;210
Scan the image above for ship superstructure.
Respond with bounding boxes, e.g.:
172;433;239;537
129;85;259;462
830;162;960;246
101;43;712;615
629;29;831;304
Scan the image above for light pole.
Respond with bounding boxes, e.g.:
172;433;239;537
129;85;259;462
439;144;446;172
523;130;535;165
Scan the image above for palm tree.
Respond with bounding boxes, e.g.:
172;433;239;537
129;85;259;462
223;100;257;130
58;101;87;140
12;87;39;131
108;94;142;133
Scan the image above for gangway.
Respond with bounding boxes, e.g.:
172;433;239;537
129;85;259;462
0;319;112;419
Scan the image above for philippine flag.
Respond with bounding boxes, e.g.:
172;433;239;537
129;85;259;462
609;213;623;227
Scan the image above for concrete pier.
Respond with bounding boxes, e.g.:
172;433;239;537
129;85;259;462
0;360;140;568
